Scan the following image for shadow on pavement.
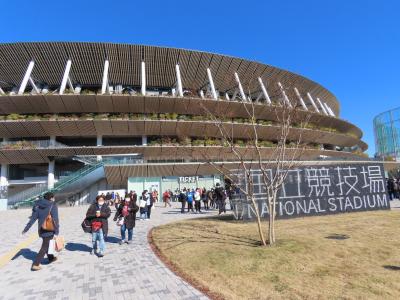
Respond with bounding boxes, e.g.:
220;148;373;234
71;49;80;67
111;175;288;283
383;265;400;271
325;234;350;240
105;236;120;244
65;242;92;252
12;248;37;262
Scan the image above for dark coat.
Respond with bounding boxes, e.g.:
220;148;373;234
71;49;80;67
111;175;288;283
86;203;111;236
215;187;226;201
113;201;139;229
23;198;59;238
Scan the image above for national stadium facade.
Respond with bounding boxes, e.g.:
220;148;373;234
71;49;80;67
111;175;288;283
0;42;367;208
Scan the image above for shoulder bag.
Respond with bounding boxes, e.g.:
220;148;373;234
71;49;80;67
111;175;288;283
42;203;55;231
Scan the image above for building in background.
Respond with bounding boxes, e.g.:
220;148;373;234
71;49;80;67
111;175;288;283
374;107;400;161
0;42;367;209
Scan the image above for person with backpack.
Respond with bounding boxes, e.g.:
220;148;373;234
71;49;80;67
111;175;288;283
86;195;111;257
114;196;139;244
22;192;59;271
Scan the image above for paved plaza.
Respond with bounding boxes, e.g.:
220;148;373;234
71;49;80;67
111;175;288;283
0;203;212;300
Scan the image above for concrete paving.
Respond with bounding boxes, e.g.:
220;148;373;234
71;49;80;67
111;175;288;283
0;202;212;300
1;199;398;300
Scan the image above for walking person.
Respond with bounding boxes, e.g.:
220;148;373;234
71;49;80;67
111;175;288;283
394;179;400;200
86;195;111;257
179;188;187;213
207;189;214;209
163;190;172;207
22;192;59;271
139;191;148;220
147;190;154;219
215;183;227;215
387;178;395;201
194;188;202;213
114;196;139;244
201;187;208;210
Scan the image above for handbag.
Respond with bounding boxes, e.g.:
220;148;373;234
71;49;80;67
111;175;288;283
81;218;92;233
48;239;56;255
139;199;147;208
42;203;55;231
55;236;65;252
117;217;124;226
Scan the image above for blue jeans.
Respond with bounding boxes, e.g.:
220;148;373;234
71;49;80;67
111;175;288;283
121;224;133;241
92;229;105;253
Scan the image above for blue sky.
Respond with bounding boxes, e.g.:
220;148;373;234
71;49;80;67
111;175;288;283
0;0;399;156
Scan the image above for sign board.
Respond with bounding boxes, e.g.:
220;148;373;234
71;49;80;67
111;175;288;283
230;163;390;220
179;176;199;183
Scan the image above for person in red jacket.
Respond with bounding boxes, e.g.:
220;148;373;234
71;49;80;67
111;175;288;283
163;190;172;207
86;195;111;257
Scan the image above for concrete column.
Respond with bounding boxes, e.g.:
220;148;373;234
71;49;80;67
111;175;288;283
97;135;103;161
0;163;8;210
49;135;56;146
0;137;9;208
142;135;147;146
48;159;55;189
0;164;7;185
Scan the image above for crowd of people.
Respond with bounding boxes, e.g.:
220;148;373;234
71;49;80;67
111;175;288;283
387;177;400;200
22;184;227;271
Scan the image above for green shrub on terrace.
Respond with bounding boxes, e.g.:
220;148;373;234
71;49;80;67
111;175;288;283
205;138;221;146
6;113;26;120
148;138;161;146
191;115;204;121
192;139;205;146
129;113;143;120
259;140;275;147
82;113;95;119
41;114;56;120
94;113;109;120
81;89;95;95
235;140;245;147
25;114;41;120
177;115;189;121
179;137;191;146
148;113;158;120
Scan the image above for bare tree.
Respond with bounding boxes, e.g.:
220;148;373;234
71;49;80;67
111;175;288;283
199;84;314;246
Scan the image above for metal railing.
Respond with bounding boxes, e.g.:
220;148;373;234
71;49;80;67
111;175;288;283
8;183;48;206
12;161;104;208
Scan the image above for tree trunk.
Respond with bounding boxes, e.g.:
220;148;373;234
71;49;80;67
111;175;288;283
270;192;278;245
267;196;274;245
250;196;267;246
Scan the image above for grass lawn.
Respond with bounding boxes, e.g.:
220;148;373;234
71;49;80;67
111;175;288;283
152;210;400;299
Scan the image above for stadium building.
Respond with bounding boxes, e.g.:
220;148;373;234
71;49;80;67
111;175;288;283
374;107;400;161
0;42;367;209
